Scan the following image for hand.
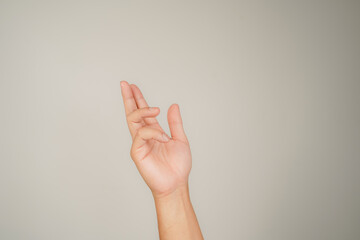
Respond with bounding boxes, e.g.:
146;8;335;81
120;81;192;198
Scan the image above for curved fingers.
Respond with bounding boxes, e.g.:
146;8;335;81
130;84;162;129
127;107;160;138
130;126;171;161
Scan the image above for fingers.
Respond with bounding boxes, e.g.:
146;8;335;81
120;81;138;116
128;107;160;123
130;84;161;127
127;107;160;137
131;127;171;155
130;84;149;108
167;104;188;143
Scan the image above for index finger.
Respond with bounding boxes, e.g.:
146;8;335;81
120;80;138;116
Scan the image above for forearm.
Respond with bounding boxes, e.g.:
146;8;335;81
153;184;204;240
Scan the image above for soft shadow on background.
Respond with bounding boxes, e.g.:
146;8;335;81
0;0;359;239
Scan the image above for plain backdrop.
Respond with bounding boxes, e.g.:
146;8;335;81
0;0;359;239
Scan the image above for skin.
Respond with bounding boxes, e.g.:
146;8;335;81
120;81;204;240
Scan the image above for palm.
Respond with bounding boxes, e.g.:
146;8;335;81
120;81;192;196
135;138;191;195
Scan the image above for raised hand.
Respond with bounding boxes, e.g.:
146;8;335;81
120;81;192;198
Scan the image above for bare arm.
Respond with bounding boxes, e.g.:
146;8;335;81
120;81;203;240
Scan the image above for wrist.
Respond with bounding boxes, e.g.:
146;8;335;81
152;183;191;204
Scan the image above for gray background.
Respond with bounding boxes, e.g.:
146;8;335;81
1;0;359;239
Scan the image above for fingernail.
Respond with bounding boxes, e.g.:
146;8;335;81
162;133;170;141
120;81;127;87
149;107;158;111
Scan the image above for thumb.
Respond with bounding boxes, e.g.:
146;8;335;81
167;104;188;143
